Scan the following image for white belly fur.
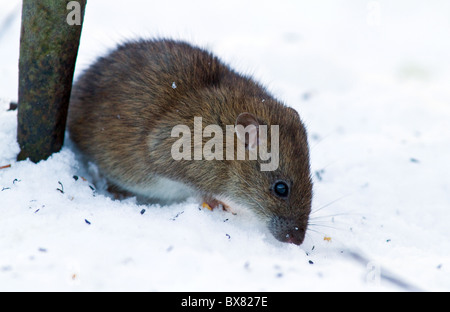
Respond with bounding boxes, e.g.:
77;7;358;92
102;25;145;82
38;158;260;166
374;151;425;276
129;175;197;204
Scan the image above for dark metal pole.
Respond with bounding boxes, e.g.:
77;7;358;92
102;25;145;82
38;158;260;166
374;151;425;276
17;0;86;162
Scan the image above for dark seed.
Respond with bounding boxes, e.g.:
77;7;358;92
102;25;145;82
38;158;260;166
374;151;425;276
8;102;18;111
56;181;64;194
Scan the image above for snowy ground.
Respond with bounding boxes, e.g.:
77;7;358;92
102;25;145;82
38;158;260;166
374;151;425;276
1;0;450;292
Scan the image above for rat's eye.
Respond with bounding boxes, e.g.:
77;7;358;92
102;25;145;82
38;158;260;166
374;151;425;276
273;181;289;198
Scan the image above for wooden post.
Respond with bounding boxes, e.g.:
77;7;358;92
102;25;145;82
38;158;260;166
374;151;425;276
17;0;86;162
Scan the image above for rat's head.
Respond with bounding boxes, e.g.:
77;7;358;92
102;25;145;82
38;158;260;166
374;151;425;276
226;108;313;245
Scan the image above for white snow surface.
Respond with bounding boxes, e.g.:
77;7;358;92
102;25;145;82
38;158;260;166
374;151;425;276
1;0;450;291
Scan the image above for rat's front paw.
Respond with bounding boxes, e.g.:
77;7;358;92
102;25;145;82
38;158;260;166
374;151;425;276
201;198;236;215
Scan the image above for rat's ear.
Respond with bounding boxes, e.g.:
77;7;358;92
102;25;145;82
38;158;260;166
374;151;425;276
235;112;260;150
286;106;300;121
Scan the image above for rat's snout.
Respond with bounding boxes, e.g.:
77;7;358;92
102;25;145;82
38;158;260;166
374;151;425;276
268;216;306;245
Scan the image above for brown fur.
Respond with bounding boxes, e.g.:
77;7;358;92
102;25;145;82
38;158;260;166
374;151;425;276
68;39;313;245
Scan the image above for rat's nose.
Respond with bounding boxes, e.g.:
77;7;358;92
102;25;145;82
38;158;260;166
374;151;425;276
268;216;306;245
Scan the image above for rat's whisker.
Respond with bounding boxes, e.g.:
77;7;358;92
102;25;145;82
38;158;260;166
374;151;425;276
308;223;338;230
308;220;352;234
309;210;357;226
303;232;317;247
310;212;351;218
305;227;327;237
307;220;336;225
309;131;335;151
311;194;351;215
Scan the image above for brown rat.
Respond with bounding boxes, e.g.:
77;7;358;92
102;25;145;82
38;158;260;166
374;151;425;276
68;39;313;245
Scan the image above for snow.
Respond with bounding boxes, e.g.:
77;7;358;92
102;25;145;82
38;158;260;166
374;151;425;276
1;0;450;292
